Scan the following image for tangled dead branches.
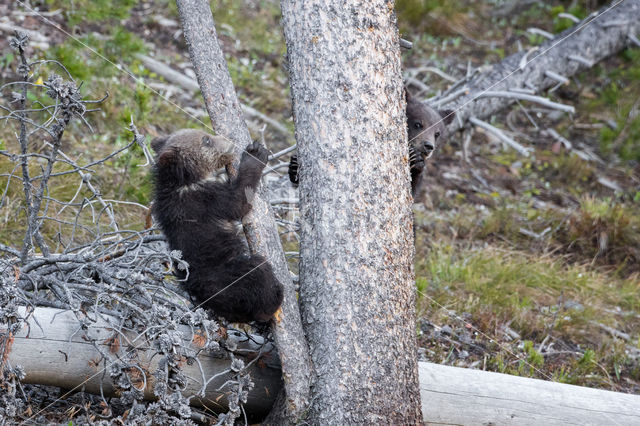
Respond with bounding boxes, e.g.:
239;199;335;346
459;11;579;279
0;32;275;425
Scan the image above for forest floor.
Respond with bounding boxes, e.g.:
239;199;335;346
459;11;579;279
0;0;639;421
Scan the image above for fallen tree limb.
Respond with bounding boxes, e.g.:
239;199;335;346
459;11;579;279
5;307;282;417
136;53;293;139
136;53;200;92
437;0;640;133
469;116;533;157
419;362;640;425
10;307;640;425
175;1;311;421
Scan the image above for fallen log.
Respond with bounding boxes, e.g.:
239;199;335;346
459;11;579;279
136;53;292;138
419;362;640;425
7;308;640;423
5;307;282;418
436;0;640;134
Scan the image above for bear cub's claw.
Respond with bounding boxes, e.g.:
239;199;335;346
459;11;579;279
244;140;269;166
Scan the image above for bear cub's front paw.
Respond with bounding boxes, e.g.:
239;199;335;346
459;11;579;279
409;146;425;172
242;140;269;171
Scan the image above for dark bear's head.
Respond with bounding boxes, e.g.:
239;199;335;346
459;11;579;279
406;91;455;159
151;129;234;186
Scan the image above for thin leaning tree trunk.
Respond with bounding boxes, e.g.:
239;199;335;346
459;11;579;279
280;1;423;424
175;0;312;421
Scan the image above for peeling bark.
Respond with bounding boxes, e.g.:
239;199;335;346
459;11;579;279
280;1;423;424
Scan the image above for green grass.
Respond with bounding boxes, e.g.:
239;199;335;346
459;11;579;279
453;194;640;273
210;0;289;115
415;243;640;385
2;0;293;252
583;48;640;162
51;27;146;82
396;0;469;27
560;196;640;272
418;245;598;327
46;0;136;26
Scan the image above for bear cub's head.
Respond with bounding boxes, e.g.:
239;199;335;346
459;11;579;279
151;129;234;186
406;91;454;160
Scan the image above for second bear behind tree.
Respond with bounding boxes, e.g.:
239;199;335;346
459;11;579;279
151;129;283;323
288;91;454;197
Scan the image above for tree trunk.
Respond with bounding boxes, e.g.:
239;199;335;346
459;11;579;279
175;1;312;422
280;1;422;424
436;0;640;133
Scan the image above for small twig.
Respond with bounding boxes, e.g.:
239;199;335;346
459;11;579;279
469;117;532;157
558;13;581;23
410;66;457;83
527;28;554;40
568;54;594;67
430;87;469;108
399;38;413;49
545;128;572;149
544;70;570;86
405;76;431;95
476;90;575;113
268;144;297;161
589;321;631;342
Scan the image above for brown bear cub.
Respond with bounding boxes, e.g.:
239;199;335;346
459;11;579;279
288;91;454;197
151;129;283;323
404;90;454;197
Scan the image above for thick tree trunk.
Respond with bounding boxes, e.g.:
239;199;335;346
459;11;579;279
175;1;312;422
280;1;422;424
436;0;640;133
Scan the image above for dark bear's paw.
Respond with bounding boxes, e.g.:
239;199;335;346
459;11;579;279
409;146;425;172
242;140;270;169
288;154;299;185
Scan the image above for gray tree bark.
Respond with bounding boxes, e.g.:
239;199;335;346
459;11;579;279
174;1;312;422
280;1;423;424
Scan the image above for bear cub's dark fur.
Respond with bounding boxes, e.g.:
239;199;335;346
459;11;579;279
288;91;454;198
404;90;454;197
151;129;283;323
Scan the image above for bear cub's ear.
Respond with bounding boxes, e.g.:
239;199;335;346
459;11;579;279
151;136;169;153
404;88;413;103
157;149;177;167
439;109;455;125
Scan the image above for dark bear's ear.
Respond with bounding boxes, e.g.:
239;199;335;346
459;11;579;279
151;136;168;153
157;149;177;167
439;109;455;125
157;148;190;185
405;88;412;103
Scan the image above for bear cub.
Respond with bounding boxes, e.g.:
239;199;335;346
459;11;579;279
151;129;283;323
288;91;454;198
404;90;454;197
